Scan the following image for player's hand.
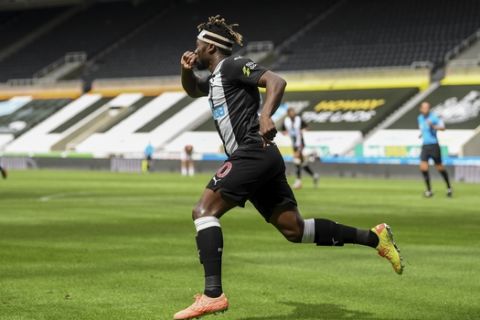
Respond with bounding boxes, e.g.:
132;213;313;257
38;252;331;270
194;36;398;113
259;116;277;146
181;51;197;70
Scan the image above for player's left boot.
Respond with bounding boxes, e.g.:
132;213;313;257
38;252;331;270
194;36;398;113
173;293;228;320
0;167;7;179
293;179;302;189
446;188;453;197
423;190;433;198
371;223;404;275
313;173;319;188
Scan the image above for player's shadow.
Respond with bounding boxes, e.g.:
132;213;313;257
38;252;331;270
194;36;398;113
237;301;388;320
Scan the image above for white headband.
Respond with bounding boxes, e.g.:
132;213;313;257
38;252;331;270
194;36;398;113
197;29;234;51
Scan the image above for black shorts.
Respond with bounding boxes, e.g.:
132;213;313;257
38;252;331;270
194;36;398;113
420;143;442;164
291;137;305;153
206;144;297;222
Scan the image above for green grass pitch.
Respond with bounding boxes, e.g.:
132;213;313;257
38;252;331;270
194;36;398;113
1;170;479;320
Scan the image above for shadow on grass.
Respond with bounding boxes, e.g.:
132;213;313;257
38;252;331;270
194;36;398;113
237;301;387;320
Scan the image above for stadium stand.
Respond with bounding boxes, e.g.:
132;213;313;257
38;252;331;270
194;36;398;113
88;0;337;78
75;92;188;156
0;1;167;81
0;0;479;161
363;84;480;157
275;0;480;71
0;96;32;117
4;94;105;153
0;98;70;137
0;6;68;51
53;93;146;151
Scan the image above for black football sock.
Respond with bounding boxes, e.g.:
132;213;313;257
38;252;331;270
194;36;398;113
421;170;431;191
295;164;302;179
302;218;378;248
194;216;223;298
438;169;451;189
303;165;315;177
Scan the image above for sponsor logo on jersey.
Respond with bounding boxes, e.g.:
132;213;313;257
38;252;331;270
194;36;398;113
211;103;226;120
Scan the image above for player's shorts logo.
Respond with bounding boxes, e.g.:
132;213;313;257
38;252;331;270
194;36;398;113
216;162;232;178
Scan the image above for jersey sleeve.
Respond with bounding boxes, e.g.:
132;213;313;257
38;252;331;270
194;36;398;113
432;113;445;128
222;57;268;86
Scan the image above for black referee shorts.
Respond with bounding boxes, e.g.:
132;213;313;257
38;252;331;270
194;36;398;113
206;144;297;222
420;143;442;164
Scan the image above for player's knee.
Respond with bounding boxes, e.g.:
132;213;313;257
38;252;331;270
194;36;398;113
192;205;216;220
281;227;303;243
192;205;202;220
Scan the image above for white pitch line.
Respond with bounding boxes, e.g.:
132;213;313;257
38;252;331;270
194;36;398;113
39;192;94;202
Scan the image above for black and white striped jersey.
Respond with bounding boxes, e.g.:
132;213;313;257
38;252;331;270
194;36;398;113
283;115;307;148
200;56;267;156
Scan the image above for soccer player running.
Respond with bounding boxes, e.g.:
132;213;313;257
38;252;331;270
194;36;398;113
418;101;452;197
282;107;319;189
175;15;404;320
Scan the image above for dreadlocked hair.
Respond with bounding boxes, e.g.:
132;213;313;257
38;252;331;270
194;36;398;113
197;15;243;47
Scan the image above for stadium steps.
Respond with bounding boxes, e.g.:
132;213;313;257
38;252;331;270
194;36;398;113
75;92;186;156
135;95;195;133
147;96;211;150
49;95;155;150
96;96;156;133
52;93;145;151
4;94;103;153
75;93;212;156
49;96;109;134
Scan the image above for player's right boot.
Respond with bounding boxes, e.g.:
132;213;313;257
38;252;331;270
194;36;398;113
372;223;404;275
423;190;433;198
0;167;7;179
446;188;453;197
173;293;228;320
293;179;302;189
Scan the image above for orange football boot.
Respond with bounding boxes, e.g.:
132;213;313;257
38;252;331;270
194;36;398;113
173;293;228;320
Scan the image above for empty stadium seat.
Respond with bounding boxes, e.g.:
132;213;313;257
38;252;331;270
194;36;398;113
275;0;480;71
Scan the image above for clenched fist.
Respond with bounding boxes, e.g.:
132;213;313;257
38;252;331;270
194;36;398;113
181;51;197;70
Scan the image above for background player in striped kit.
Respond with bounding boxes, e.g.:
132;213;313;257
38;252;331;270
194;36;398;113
282;107;319;189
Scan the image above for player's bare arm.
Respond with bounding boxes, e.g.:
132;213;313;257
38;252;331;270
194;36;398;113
180;51;207;98
257;71;287;141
